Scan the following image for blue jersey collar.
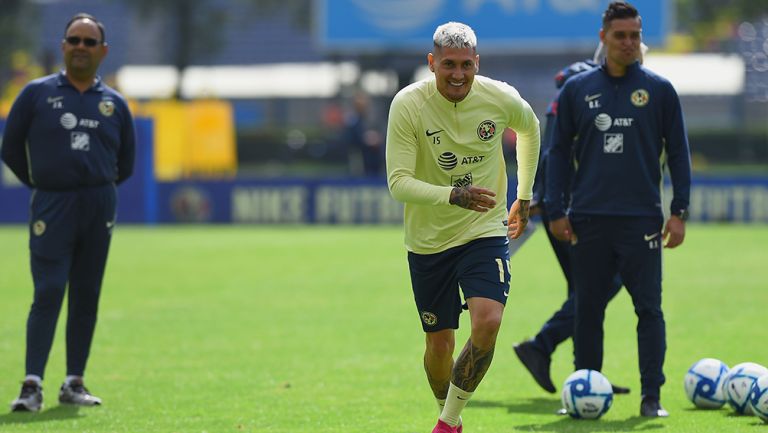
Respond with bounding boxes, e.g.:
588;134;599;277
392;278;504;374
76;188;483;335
599;60;641;79
56;70;105;92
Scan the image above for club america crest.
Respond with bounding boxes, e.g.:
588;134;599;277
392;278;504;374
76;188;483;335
421;311;438;326
477;120;496;141
631;89;649;107
32;220;46;236
98;100;115;117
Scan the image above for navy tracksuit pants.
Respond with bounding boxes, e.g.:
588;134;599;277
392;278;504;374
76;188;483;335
569;214;666;398
26;184;116;379
530;206;622;356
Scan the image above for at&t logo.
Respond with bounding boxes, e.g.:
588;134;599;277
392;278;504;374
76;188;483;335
438;152;458;170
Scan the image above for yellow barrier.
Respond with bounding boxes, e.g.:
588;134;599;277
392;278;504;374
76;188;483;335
135;100;237;180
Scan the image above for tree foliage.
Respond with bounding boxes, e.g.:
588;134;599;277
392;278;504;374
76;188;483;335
0;1;36;85
675;0;768;49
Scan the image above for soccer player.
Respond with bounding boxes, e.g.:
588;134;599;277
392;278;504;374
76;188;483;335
546;1;691;417
513;59;634;397
386;22;540;433
2;13;135;412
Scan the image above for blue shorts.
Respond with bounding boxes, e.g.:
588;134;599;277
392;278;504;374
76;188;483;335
407;236;510;332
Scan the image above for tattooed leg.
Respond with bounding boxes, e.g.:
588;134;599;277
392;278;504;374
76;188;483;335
424;355;451;400
424;330;455;399
438;300;502;426
452;340;496;392
450;297;503;391
438;340;496;426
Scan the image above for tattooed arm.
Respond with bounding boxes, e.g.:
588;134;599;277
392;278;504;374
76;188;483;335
449;186;497;212
507;199;530;239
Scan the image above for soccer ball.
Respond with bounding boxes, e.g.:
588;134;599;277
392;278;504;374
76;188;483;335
724;362;768;415
683;358;729;408
561;369;613;419
750;374;768;422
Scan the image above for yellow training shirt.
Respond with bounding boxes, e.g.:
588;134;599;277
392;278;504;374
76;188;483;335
386;75;540;254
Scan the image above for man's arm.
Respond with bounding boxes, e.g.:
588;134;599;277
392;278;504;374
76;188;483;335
502;88;540;237
530;111;556;211
663;215;685;248
545;83;577;242
661;83;692;248
507;198;529;239
116;97;136;185
450;186;496;212
1;84;35;187
544;84;575;222
509;97;540;202
385;94;454;206
548;216;575;243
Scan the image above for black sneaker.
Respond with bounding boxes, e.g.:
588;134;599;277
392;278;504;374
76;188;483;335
612;384;631;394
640;395;669;417
59;382;102;406
10;380;43;412
513;340;556;393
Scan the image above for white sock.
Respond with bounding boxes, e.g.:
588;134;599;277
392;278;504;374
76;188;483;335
439;383;473;426
65;375;83;385
24;375;42;385
437;398;446;412
437;399;463;426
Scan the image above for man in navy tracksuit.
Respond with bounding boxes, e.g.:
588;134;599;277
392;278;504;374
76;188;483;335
512;59;628;397
545;1;691;417
1;13;135;412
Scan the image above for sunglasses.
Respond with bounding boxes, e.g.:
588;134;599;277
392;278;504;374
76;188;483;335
64;36;101;47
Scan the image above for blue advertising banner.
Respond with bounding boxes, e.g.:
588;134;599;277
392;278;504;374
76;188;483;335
680;177;768;223
316;0;667;52
155;179;403;224
2;174;768;224
152;179;768;224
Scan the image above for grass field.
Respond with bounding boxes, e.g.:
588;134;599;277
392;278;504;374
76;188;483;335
0;224;766;433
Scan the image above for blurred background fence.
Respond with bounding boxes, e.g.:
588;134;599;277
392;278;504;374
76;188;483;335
1;0;767;223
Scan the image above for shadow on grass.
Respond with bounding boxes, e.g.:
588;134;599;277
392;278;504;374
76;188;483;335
512;417;665;432
0;405;82;425
471;398;666;432
471;397;564;415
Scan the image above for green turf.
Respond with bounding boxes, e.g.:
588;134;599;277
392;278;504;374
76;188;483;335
0;224;766;432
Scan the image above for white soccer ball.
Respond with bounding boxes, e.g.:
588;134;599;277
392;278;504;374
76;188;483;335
683;358;729;409
561;369;613;419
750;374;768;423
724;362;768;415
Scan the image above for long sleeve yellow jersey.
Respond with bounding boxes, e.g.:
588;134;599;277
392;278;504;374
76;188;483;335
386;75;540;254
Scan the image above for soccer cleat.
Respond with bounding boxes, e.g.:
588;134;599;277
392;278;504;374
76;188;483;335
513;340;556;393
432;419;460;433
10;380;43;412
612;384;631;394
556;407;568;416
640;395;669;417
59;382;102;406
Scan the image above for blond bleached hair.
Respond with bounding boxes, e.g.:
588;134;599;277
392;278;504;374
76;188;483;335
433;22;477;50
